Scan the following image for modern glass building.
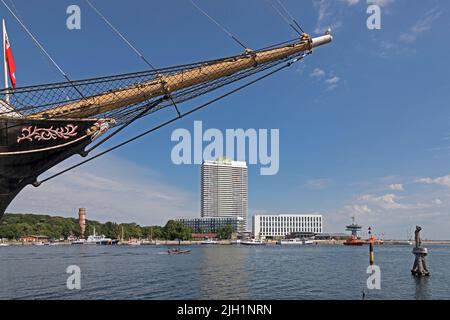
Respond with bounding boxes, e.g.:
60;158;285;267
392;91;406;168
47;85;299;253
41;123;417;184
201;159;248;230
175;216;245;233
252;214;323;239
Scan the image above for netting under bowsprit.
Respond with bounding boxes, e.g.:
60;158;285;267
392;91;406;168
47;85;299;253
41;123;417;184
0;38;310;125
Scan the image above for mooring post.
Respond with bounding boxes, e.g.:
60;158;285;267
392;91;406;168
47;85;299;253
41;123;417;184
411;226;430;277
368;227;375;266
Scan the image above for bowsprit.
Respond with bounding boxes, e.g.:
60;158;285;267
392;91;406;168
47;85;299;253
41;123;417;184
0;12;332;219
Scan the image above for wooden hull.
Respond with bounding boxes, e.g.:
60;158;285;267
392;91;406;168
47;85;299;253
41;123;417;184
0;118;97;218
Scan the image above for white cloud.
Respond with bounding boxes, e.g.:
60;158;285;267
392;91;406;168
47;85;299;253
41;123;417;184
325;76;340;85
314;0;343;34
310;67;341;90
389;183;404;191
416;174;450;188
375;39;417;58
340;0;360;6
7;154;198;226
325;75;340;90
310;68;326;78
399;8;442;44
357;193;413;210
348;204;372;215
315;0;330;30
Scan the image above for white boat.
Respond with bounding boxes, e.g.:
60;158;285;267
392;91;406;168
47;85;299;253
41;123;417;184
85;234;118;245
241;239;265;246
201;239;219;245
231;239;241;245
71;228;118;245
0;242;10;247
277;238;314;245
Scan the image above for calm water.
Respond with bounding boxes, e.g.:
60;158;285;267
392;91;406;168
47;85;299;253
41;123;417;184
0;244;449;300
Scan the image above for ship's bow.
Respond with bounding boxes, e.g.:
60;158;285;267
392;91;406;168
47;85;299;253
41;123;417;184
0;117;105;219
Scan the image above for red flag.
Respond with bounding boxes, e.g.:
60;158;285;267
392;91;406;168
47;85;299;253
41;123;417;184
4;26;16;89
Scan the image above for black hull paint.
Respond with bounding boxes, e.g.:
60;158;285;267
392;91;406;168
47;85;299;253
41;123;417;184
0;118;96;219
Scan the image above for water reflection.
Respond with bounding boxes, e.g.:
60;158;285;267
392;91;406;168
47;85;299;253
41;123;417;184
1;245;449;299
413;276;431;300
198;246;249;299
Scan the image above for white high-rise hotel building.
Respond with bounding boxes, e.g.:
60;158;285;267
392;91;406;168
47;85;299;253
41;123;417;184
253;214;323;239
201;159;248;230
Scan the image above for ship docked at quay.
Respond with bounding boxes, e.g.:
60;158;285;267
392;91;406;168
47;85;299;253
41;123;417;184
0;3;332;219
71;232;119;246
343;217;383;246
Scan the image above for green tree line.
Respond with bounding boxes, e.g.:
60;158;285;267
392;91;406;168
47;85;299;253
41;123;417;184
0;214;193;241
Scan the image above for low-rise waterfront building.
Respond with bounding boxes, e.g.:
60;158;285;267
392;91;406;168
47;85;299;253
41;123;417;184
253;214;323;239
175;216;245;234
314;233;348;240
286;231;317;240
20;235;49;243
191;233;217;240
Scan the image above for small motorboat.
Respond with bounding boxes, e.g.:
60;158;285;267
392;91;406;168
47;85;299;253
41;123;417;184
201;239;219;245
277;238;314;245
241;239;265;246
168;248;191;255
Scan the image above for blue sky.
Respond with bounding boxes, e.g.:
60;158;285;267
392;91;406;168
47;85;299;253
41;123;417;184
5;0;450;239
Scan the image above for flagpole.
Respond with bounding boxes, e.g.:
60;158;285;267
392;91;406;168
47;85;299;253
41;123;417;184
2;18;9;103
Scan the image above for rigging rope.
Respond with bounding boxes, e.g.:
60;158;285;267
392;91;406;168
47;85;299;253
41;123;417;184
274;0;305;34
81;97;166;156
7;0;72;101
84;0;157;71
189;0;248;50
266;0;302;35
0;0;85;98
33;54;308;187
85;0;184;127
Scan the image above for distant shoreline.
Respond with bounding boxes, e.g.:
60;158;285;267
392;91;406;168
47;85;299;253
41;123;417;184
2;239;450;246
